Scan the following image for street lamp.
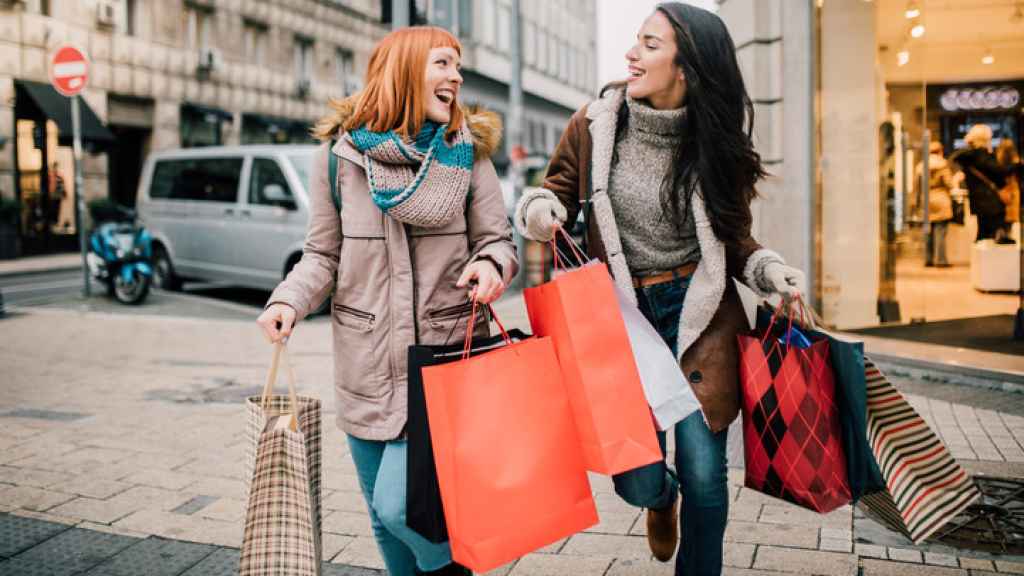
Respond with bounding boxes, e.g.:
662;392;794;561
905;1;921;19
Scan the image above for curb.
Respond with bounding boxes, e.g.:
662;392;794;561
870;352;1024;394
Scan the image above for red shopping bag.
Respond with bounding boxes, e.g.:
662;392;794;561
522;230;662;475
422;304;598;573
738;300;851;513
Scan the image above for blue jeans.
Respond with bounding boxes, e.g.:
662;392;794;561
346;436;452;575
612;275;730;575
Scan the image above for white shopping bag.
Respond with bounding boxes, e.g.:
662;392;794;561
612;283;702;430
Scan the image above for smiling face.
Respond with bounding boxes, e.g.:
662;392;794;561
625;10;687;110
424;46;463;124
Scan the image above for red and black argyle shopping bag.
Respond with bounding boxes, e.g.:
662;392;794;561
738;303;851;513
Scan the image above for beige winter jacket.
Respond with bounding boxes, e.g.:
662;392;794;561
268;98;518;440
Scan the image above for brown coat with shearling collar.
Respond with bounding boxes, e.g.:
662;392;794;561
520;87;786;433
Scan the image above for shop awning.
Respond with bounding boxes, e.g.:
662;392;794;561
15;80;115;147
182;103;234;123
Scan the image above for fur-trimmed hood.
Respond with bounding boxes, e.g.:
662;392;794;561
312;94;503;161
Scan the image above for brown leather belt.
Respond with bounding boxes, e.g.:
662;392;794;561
632;262;699;289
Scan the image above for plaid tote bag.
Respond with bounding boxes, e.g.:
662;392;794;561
241;342;323;576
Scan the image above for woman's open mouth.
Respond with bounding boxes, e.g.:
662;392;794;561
435;88;456;105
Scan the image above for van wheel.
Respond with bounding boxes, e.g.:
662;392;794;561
152;246;182;291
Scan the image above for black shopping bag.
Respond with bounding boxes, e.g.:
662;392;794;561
406;328;530;543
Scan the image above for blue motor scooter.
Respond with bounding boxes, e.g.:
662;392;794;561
86;204;153;305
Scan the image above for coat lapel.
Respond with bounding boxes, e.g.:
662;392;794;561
586;88;638;307
585;87;727;361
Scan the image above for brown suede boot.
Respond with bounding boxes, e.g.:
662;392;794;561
646;495;679;562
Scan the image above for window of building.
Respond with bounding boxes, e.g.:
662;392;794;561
457;0;474;38
560;41;569;81
538;31;548;73
478;0;495;47
548;35;558;75
523;21;536;66
180;105;226;148
185;5;213;51
294;36;314;84
121;0;137;36
336;48;356;95
243;20;267;66
496;4;510;53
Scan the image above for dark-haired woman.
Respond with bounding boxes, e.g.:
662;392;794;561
514;4;804;574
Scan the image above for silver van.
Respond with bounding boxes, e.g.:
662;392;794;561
136;144;317;293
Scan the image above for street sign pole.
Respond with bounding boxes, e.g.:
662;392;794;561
71;95;89;297
50;44;91;297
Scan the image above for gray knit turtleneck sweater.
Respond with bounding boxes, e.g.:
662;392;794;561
608;97;700;277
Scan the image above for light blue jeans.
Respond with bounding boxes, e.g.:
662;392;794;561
346;436;452;575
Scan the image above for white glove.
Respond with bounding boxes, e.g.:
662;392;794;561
523;196;567;242
763;262;806;300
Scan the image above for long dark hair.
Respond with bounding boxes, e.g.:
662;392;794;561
613;2;766;244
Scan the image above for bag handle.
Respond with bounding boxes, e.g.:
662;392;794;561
549;224;587;272
760;295;812;363
261;341;300;432
462;298;511;360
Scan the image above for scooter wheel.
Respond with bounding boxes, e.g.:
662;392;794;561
113;272;151;305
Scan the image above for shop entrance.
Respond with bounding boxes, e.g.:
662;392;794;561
870;0;1022;332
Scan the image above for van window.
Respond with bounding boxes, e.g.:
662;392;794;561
287;152;313;193
149;158;243;203
249;158;294;207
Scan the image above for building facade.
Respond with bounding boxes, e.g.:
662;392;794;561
1;0;387;255
719;0;1024;330
421;0;598;172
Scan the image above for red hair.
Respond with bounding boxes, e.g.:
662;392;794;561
344;26;464;140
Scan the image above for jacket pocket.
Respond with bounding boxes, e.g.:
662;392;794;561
333;303;386;399
334;304;375;332
426;301;475;329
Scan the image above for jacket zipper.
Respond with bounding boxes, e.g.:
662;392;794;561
384;214;397;382
431;302;473;318
406;223;420;344
333;304;374;320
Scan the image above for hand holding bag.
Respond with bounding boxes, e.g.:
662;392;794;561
241;342;323;576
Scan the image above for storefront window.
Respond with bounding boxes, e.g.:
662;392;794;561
180;105;225;148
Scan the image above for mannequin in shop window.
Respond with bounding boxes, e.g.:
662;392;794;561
915;141;955;267
951;125;1019;243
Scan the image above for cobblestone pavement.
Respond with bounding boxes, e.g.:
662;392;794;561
4;304;1024;575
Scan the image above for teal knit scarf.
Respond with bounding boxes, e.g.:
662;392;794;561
349;121;475;228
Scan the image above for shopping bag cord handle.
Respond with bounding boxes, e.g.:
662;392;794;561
462;298;511;360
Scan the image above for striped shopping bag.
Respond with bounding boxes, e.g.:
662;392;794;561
857;359;980;544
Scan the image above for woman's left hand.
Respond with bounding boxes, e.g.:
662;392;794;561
763;262;806;300
456;260;505;304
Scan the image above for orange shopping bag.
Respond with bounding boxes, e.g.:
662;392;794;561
523;229;662;474
421;304;598;573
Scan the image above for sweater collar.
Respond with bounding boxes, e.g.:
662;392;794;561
625;96;687;146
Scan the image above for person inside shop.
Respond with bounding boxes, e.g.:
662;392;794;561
952;124;1018;243
996;139;1021;234
915;141;956;266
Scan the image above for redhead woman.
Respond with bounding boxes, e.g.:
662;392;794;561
515;4;804;574
257;26;517;576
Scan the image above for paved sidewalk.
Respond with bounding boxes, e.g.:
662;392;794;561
4;306;1024;575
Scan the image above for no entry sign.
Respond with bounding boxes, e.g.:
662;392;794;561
50;45;89;97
